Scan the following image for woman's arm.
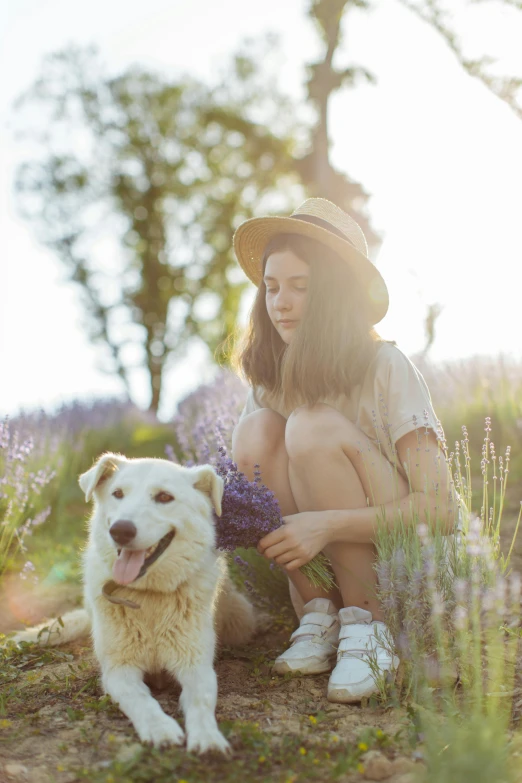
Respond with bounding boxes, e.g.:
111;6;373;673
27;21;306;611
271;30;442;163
325;428;457;544
259;429;457;568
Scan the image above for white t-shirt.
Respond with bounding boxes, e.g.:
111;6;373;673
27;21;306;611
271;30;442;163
239;341;443;480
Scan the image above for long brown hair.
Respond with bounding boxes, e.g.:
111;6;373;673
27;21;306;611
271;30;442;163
235;233;386;411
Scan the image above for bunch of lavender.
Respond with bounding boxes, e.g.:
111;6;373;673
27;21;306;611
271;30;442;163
0;417;56;577
170;372;335;591
213;446;336;592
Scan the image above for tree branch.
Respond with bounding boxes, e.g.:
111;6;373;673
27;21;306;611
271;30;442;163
397;0;522;120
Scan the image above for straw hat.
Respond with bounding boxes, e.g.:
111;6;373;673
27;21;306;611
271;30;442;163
233;197;389;324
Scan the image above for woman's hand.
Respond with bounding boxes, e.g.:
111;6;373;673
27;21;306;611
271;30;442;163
257;511;332;571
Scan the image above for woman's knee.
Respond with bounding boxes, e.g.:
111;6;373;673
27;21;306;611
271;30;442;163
285;403;353;460
232;409;287;471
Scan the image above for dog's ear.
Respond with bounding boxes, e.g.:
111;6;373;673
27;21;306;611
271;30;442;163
192;465;224;517
79;453;127;502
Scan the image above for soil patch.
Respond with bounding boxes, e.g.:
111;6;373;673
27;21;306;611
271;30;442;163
1;619;414;783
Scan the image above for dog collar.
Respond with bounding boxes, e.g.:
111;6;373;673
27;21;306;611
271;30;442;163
102;580;141;609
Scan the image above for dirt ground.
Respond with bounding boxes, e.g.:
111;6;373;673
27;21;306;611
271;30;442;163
0;600;417;783
1;505;521;783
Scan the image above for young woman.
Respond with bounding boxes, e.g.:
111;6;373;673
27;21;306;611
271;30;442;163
231;198;456;703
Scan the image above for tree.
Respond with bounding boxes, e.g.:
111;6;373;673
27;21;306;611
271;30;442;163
300;0;382;251
397;0;522;120
304;0;522;352
14;43;305;411
16;2;520;410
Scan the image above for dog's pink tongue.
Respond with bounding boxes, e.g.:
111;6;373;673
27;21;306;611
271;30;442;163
113;549;146;585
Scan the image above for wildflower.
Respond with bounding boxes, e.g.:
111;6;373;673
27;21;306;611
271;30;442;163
376;729;385;739
0;418;56;576
168;373;337;589
375;561;391;592
417;523;429;541
171;370;248;465
308;715;317;725
299;746;307;755
453;605;468;631
454;578;467;602
358;742;368;752
206;446;335;590
258;756;266;763
431;589;444;618
357;763;365;774
212;447;283;552
165;444;176;462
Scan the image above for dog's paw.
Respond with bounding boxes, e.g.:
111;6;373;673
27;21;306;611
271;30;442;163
138;714;185;747
186;724;231;755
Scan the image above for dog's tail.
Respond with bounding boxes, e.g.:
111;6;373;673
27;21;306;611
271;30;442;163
9;608;91;647
215;578;258;647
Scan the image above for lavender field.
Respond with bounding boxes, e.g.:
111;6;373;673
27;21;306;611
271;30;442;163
1;357;522;783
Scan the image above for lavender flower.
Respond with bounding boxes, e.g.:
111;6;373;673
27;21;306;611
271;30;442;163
169;372;335;592
214;447;335;591
0;398;151;578
0;417;56;576
172;371;248;465
213;447;281;551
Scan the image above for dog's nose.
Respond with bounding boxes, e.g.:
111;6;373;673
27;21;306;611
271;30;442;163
109;520;137;546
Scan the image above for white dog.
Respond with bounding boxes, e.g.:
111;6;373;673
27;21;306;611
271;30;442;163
13;453;256;753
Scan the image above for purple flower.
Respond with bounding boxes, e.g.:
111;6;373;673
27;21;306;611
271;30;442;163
168;373;335;592
213;446;282;551
171;370;248;465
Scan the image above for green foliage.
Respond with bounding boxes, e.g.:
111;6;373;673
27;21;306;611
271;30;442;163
14;41;305;411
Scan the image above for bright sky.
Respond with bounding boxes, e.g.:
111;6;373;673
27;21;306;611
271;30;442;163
2;0;522;420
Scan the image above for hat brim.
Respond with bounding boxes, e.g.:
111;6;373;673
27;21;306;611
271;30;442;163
233;215;389;324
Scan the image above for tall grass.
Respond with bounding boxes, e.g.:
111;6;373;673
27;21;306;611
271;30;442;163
374;414;522;782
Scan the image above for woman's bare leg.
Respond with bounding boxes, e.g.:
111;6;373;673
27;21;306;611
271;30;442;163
232;409;343;609
285;404;410;621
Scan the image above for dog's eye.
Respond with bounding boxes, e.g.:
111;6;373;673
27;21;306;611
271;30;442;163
154;491;174;504
112;489;124;499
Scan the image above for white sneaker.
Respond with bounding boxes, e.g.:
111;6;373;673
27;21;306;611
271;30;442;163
327;607;399;703
272;598;340;675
